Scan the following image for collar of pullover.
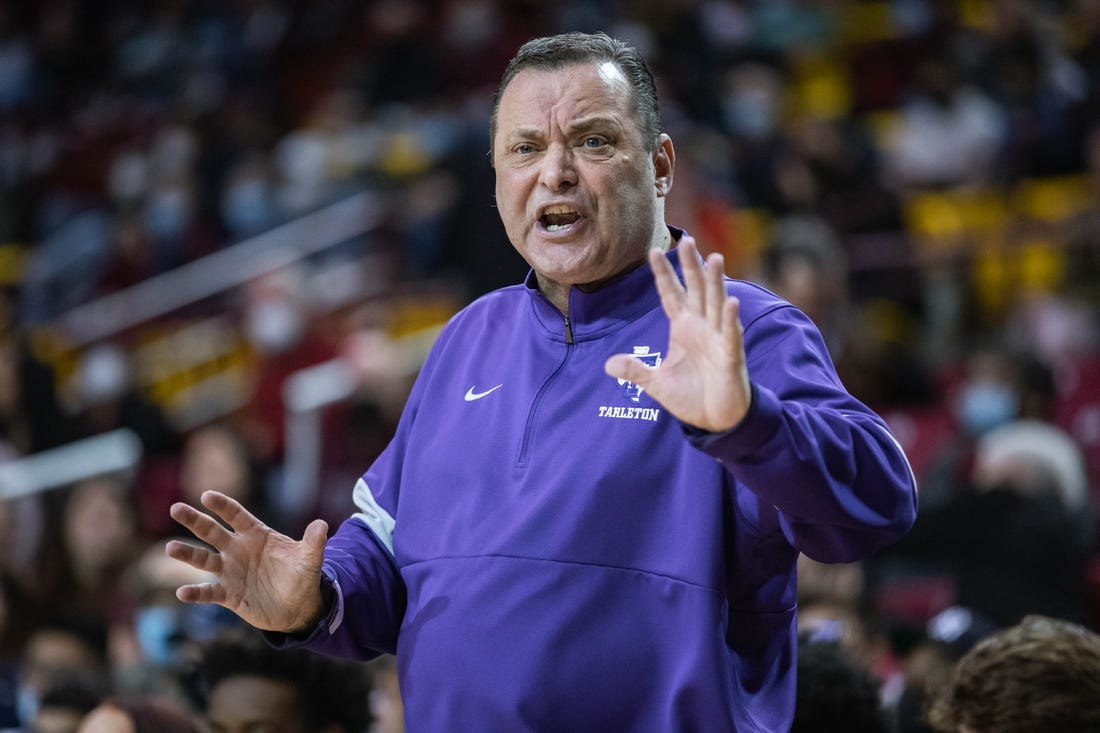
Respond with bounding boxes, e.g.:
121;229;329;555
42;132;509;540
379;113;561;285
523;226;689;342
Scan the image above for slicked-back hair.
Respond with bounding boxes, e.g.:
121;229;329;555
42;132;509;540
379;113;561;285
489;31;661;154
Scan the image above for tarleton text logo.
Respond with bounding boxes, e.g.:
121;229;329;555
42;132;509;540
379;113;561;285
598;405;661;422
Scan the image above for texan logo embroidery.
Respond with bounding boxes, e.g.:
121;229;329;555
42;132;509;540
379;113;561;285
617;346;661;403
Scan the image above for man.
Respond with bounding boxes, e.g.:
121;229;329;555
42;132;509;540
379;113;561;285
791;639;892;733
184;631;372;733
926;615;1100;732
168;32;916;731
75;698;199;733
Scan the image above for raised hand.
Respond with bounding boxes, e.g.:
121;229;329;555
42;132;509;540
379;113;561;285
166;490;330;633
604;237;752;433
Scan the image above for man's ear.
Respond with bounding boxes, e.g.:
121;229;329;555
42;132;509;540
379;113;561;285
653;133;675;198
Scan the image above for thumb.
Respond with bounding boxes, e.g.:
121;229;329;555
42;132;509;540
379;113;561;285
605;353;654;387
302;519;330;562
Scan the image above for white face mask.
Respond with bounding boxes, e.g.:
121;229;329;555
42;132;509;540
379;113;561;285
222;177;274;236
722;89;776;139
15;684;37;727
245;299;303;355
144;187;191;240
134;605;179;667
108;151;149;203
78;345;130;405
955;380;1019;436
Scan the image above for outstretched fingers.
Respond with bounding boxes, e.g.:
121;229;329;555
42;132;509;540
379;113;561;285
704;252;727;332
649;246;685;318
174;580;227;605
723;296;743;356
680;238;706;315
657;237;728;329
164;538;223;574
169;501;232;550
200;490;265;535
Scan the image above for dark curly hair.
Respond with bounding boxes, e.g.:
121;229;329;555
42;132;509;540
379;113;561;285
791;640;892;733
183;628;373;733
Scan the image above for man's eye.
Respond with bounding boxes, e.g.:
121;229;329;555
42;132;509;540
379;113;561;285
583;137;606;148
514;143;535;154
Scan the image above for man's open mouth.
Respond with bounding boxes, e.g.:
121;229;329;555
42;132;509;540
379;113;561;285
539;205;582;232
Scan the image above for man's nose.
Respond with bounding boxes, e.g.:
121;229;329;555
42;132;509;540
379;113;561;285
538;143;577;191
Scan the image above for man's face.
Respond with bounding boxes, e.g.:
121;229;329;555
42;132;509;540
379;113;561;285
206;676;308;733
492;61;674;304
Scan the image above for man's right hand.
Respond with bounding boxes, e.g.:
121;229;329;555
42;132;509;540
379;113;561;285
166;490;330;633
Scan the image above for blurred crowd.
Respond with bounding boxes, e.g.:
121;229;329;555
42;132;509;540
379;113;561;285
2;0;1100;731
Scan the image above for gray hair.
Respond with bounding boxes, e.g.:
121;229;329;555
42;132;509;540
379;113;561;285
489;32;661;153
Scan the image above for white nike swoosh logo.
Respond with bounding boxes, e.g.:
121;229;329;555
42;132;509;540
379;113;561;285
464;384;503;401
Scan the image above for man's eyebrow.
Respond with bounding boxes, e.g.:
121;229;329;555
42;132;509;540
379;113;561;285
566;116;622;134
505;127;545;141
501;117;622;144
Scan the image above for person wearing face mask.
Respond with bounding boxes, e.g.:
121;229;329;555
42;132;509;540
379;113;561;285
220;154;280;239
12;616;107;732
167;32;916;732
951;346;1057;438
236;275;339;480
875;342;1093;630
916;343;1058;509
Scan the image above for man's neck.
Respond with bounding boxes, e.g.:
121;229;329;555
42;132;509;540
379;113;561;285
538;227;673;314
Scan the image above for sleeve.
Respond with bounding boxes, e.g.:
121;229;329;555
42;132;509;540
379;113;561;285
265;511;405;659
685;303;918;562
265;448;410;659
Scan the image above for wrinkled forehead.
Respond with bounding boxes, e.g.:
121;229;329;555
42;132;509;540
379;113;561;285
495;61;634;132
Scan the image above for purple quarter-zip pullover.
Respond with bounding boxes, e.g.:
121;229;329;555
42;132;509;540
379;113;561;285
282;235;917;732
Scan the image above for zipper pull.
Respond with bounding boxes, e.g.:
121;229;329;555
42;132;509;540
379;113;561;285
564;315;574;344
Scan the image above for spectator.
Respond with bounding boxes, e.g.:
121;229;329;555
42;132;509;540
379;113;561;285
235;270;338;470
882;419;1093;629
111;540;236;701
184;630;373;733
889;45;1005;189
791;639;892;733
926;614;1100;732
759;215;849;350
15;615;108;731
31;671;106;733
0;287;72;455
31;474;141;620
70;343;180;458
894;605;1000;733
919;342;1059;507
178;423;272;530
0;576;34;729
797;555;905;704
75;697;200;733
978;0;1082;180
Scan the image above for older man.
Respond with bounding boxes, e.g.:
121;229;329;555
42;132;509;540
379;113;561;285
168;32;916;732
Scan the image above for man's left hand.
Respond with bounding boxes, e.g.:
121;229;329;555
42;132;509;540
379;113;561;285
604;236;752;433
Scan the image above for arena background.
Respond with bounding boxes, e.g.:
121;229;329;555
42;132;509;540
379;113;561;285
1;2;1099;732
